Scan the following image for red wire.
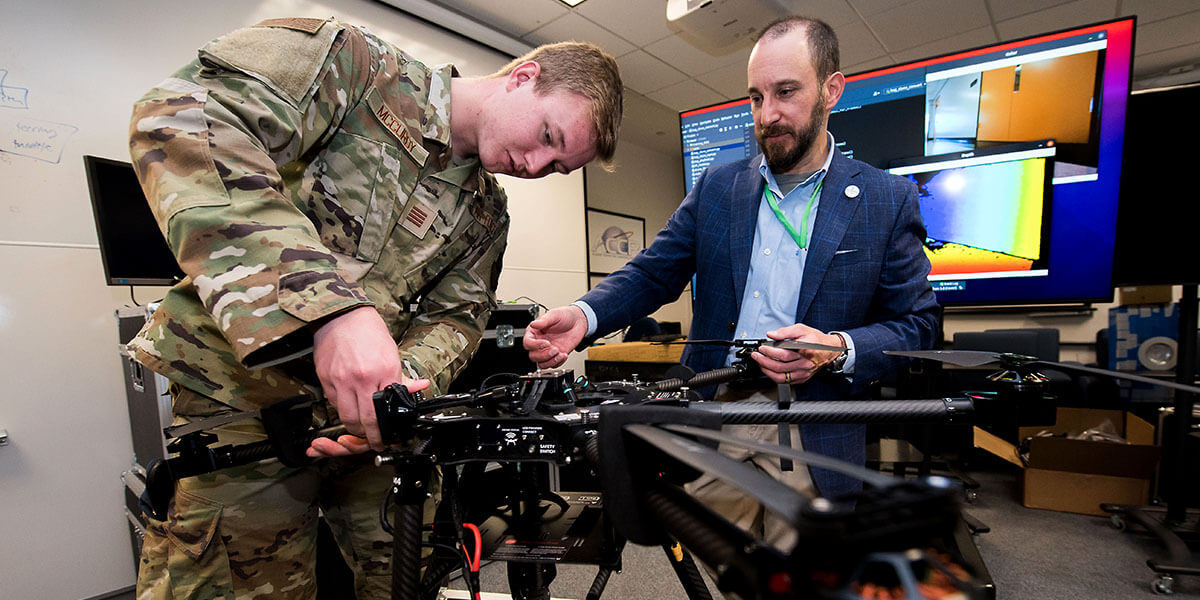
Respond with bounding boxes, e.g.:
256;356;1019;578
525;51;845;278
461;523;483;600
464;523;483;571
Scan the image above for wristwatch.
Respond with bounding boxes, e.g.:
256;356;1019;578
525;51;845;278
827;331;849;372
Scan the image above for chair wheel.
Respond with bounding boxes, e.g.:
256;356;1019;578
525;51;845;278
1110;514;1126;531
1152;575;1175;595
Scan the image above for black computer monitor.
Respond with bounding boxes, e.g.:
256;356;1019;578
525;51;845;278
85;155;184;286
1112;83;1200;287
679;17;1136;307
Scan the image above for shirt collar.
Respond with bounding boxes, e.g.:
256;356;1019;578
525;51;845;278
421;64;456;147
431;154;482;190
758;131;837;195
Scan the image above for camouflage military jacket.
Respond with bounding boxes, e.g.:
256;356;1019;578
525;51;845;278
127;17;510;411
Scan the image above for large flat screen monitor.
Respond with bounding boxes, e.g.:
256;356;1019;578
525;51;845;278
679;18;1135;306
85;155;184;286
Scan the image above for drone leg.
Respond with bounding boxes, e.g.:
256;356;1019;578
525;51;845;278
777;383;795;471
389;455;433;600
662;541;715;600
507;562;556;600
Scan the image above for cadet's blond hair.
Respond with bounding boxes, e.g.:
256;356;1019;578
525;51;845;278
496;41;623;171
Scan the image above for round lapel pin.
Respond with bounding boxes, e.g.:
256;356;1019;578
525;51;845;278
845;185;860;198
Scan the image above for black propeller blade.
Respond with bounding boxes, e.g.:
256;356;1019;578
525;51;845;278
885;349;1200;395
657;338;846;354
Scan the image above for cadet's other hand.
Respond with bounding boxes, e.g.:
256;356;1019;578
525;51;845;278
751;322;845;385
307;434;371;458
524;305;588;369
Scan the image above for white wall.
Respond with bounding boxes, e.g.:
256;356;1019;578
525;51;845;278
0;2;585;598
493;171;589;374
584;135;693;340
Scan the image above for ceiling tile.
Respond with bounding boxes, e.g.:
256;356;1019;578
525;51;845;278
1135;41;1200;74
522;12;637;56
616;49;689;94
644;34;749;76
988;0;1077;22
867;0;991;52
796;0;862;27
432;0;569;37
695;61;750;100
1133;11;1200;56
847;0;922;17
835;20;888;68
844;55;896;76
891;25;997;65
995;0;1119;41
1120;0;1199;25
574;0;675;47
647;78;727;112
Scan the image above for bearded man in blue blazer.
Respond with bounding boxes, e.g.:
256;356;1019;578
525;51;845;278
526;16;939;550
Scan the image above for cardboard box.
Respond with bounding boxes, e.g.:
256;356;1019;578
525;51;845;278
1118;285;1174;306
974;407;1159;515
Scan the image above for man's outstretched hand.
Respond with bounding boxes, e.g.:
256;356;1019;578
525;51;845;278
524;305;588;369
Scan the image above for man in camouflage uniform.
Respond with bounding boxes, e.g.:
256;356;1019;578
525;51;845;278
127;16;622;599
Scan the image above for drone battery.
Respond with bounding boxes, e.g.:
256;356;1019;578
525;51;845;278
479;492;620;566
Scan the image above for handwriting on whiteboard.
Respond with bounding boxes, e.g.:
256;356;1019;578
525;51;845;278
1;69;30;110
0;68;77;164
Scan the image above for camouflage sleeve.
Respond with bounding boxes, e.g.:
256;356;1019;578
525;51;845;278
128;20;375;367
398;213;510;395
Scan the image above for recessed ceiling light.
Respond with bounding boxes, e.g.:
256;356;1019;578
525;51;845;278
558;0;587;6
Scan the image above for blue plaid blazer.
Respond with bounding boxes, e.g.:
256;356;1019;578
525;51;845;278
582;150;940;498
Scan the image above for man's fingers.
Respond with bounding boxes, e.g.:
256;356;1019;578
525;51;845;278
756;344;800;362
537;351;566;370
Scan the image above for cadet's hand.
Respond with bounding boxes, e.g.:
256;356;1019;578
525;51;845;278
751;323;846;385
306;379;431;458
308;434;371;458
524;305;588;369
311;306;428;453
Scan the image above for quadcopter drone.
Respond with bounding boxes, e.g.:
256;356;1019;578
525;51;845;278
140;358;986;600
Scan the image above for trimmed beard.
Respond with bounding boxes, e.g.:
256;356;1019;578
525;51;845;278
758;91;828;173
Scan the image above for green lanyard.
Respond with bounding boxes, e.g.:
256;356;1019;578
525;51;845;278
763;178;823;251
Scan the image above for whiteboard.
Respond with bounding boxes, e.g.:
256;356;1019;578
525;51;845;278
0;1;586;597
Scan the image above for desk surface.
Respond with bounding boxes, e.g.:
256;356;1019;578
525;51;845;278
586;341;684;363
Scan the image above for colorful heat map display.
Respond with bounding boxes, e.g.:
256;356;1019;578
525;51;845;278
899;153;1052;279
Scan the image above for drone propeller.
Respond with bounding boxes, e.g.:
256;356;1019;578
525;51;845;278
657;338;847;354
885;349;1200;395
